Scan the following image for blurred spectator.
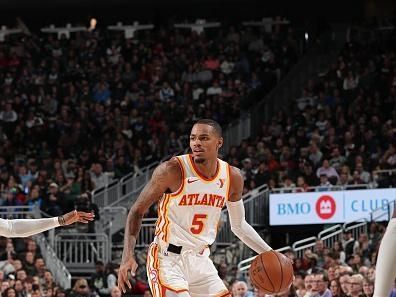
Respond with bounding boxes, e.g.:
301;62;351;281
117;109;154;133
342;231;359;259
74;192;99;233
348;274;363;297
13;279;24;297
362;278;373;297
90;164;110;190
339;274;350;297
41;270;55;290
316;160;339;182
318;175;332;190
33;258;45;278
22;252;35;276
2;188;22;207
331;242;346;264
232;280;254;297
303;274;314;297
0;240;17;272
217;262;231;289
110;287;121;297
3;287;17;297
313;240;326;267
367;223;382;250
311;273;331;297
330;279;341;297
91;261;116;297
69;278;96;297
42;183;63;217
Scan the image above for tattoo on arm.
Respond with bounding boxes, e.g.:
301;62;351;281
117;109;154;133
121;159;181;262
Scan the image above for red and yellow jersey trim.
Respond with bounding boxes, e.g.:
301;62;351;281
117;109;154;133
187;154;220;182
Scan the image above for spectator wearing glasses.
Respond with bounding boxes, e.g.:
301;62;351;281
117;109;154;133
311;273;331;297
348;274;364;297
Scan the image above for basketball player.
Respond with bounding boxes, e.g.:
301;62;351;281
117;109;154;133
118;119;274;297
0;210;94;237
373;207;396;297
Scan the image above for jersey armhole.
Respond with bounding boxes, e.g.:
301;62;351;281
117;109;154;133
226;163;232;201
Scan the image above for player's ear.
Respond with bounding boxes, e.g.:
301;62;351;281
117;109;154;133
217;137;223;149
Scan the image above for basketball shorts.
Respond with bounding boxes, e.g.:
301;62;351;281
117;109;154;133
146;241;230;297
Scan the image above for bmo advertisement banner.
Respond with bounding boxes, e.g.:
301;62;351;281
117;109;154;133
269;189;396;225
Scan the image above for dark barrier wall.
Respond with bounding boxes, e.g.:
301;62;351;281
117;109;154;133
0;0;395;25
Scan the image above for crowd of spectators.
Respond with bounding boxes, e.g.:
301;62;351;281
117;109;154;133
0;21;299;218
0;237;68;297
224;26;396;194
0;19;299;297
213;23;396;295
0;237;152;297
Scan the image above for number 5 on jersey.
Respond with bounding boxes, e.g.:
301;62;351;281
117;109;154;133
190;214;207;234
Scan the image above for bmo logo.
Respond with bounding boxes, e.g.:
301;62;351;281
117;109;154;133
315;195;336;220
270;191;343;225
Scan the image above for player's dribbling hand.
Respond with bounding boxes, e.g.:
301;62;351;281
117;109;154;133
118;257;138;293
63;210;95;225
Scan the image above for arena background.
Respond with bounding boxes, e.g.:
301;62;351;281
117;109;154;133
0;0;395;296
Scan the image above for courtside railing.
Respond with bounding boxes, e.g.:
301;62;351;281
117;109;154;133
237;199;394;279
270;184;371;194
54;233;110;274
34;233;72;288
96;206;128;239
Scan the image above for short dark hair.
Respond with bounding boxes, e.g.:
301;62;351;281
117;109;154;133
321;272;329;282
194;119;222;137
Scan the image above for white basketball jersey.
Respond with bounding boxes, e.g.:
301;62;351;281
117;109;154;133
155;154;231;248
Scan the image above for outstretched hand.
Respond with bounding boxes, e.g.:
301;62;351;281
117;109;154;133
118;257;138;293
62;210;95;225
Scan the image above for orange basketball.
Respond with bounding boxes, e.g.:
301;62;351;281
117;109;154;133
249;250;294;294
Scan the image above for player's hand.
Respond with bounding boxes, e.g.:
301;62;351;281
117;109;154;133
62;210;95;225
118;257;138;293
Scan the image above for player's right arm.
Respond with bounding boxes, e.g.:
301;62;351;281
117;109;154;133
226;166;272;254
117;158;181;293
0;210;93;238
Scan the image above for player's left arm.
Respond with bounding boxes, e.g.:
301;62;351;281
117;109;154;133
226;165;272;253
373;215;396;297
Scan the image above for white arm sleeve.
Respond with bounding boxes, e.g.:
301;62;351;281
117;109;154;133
0;217;60;238
226;199;272;254
374;218;396;297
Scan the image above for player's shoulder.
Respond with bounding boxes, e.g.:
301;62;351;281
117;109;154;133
228;165;243;183
228;165;242;177
227;165;244;199
153;157;182;179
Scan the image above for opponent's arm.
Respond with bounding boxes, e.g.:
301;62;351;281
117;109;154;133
373;217;396;297
226;166;272;253
118;158;181;292
0;210;94;238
